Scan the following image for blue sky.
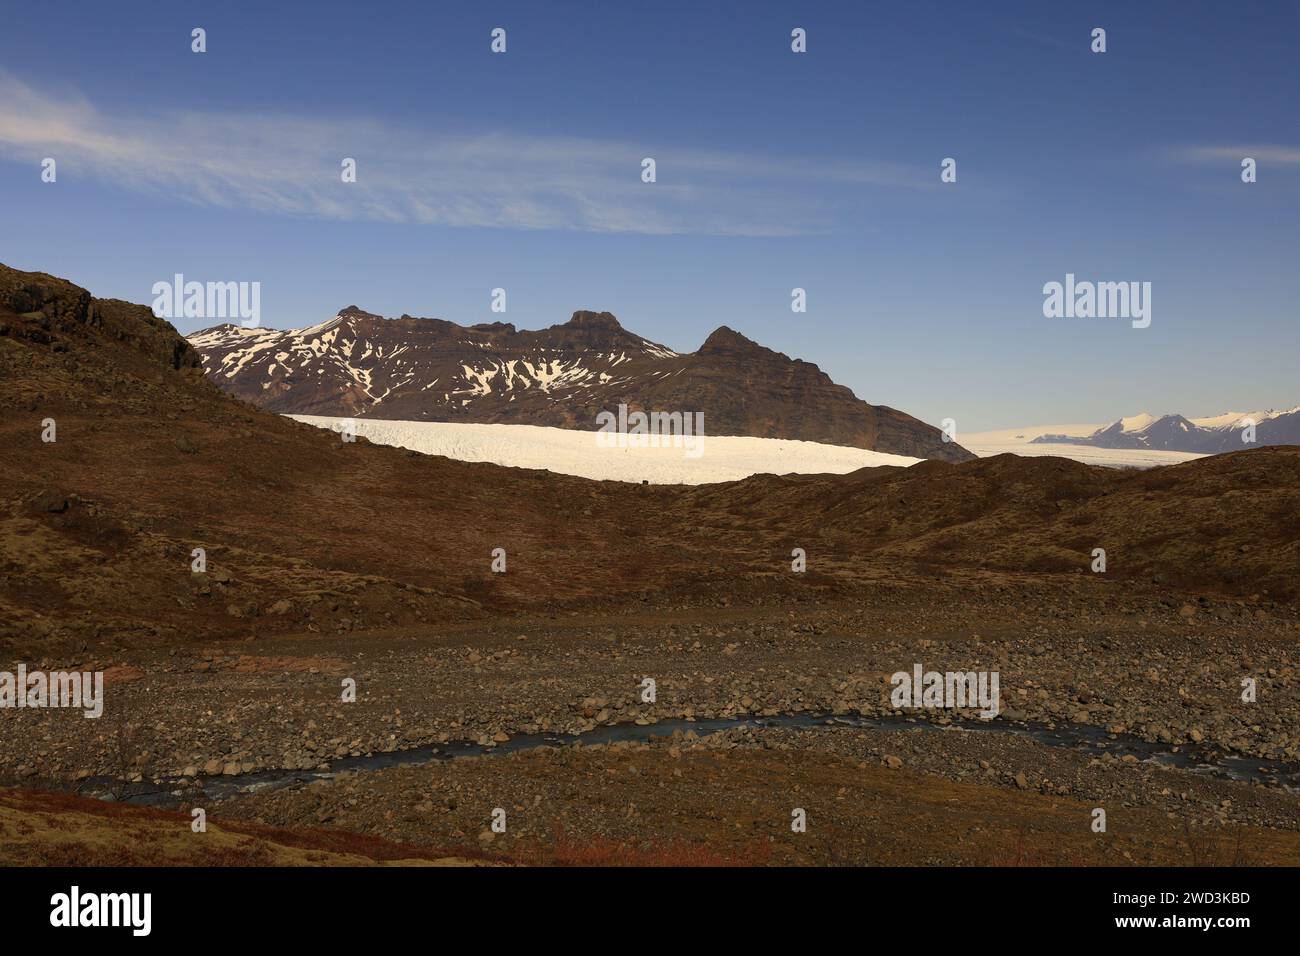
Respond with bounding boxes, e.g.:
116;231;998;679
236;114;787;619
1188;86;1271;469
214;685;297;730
1;0;1296;431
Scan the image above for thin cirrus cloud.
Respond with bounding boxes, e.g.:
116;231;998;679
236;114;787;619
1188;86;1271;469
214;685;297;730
1169;145;1300;165
0;72;930;237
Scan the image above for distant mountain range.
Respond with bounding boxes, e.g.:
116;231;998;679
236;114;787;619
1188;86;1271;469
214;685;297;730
189;308;974;462
1032;408;1300;454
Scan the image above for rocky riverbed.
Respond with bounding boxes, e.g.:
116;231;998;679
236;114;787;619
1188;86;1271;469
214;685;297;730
3;583;1298;864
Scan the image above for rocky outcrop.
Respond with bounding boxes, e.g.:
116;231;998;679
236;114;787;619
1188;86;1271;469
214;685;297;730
0;263;202;372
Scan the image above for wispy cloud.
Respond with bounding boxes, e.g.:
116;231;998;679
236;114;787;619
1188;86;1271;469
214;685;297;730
0;72;928;236
1169;144;1300;165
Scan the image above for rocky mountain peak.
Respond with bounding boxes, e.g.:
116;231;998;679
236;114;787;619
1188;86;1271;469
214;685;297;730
564;310;623;329
698;325;765;355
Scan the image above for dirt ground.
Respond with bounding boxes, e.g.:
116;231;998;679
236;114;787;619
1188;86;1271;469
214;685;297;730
3;588;1297;866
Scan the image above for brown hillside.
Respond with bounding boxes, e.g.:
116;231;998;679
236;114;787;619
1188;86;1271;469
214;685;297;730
3;263;1296;652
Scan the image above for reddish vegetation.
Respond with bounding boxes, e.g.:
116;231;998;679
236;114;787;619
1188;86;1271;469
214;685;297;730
0;786;492;866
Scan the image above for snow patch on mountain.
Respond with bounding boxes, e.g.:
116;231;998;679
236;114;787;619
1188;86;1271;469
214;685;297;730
1118;412;1158;433
1190;406;1300;430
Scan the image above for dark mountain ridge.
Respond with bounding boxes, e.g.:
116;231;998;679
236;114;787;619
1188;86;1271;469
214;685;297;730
189;307;974;462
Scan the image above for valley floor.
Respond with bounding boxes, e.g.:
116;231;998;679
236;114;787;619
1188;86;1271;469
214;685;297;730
4;583;1298;866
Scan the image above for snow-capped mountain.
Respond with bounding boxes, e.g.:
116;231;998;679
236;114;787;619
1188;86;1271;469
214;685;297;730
189;308;974;462
1031;406;1300;454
